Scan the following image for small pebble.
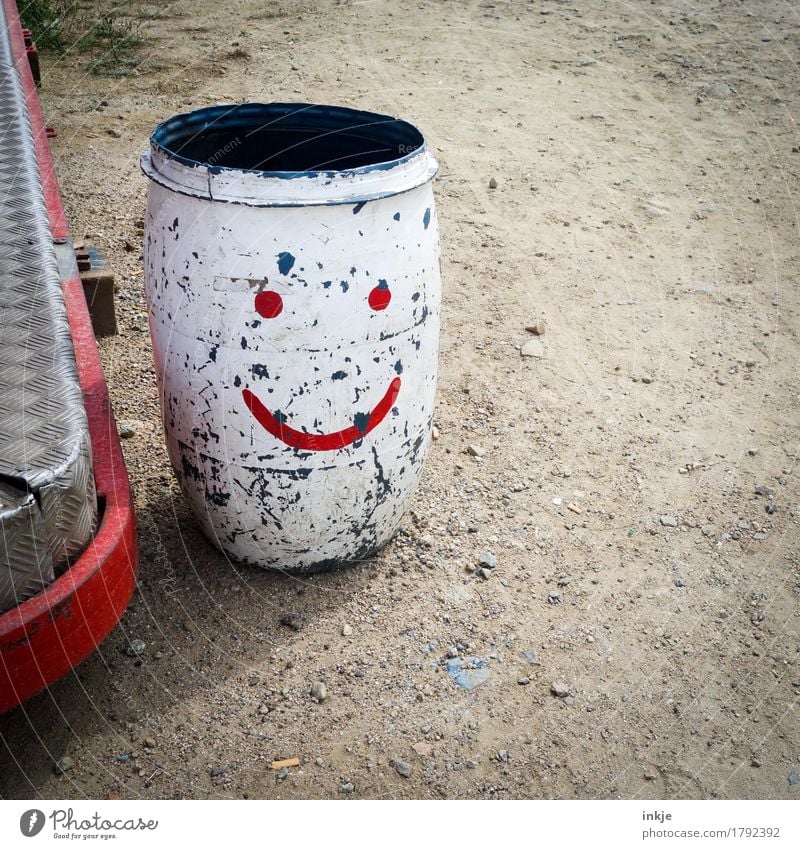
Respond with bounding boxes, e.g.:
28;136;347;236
478;552;497;569
488;177;498;189
467;444;486;457
466;759;478;769
276;767;289;781
660;515;678;528
526;321;546;336
210;766;227;777
547;591;562;604
394;760;413;778
521;338;545;358
311;681;328;701
477;567;492;580
518;676;531;685
126;639;146;657
54;756;74;775
342;623;353;637
340;782;355;794
551;680;570;698
789;772;800;786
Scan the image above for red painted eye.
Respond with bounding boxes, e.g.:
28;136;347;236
255;290;283;318
368;283;391;311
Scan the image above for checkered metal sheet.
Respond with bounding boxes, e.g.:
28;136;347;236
0;9;96;613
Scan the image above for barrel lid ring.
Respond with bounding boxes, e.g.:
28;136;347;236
141;102;438;207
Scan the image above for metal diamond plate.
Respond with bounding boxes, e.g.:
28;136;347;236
0;8;96;613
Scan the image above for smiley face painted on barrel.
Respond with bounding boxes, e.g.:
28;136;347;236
241;263;406;451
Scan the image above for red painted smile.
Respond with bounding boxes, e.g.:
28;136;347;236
242;377;401;451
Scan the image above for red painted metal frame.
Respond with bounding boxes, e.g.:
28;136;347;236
0;0;138;713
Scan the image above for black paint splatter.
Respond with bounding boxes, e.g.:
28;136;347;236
354;411;370;435
277;252;296;275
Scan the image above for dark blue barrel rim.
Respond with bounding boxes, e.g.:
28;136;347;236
150;102;429;179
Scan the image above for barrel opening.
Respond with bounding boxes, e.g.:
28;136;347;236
152;103;425;174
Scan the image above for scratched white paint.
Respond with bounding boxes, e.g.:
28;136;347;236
141;112;441;570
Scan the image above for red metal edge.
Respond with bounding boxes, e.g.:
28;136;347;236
0;0;138;712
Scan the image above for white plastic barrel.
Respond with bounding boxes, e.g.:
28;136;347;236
140;103;440;570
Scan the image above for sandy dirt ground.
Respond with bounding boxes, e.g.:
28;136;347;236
1;0;799;800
